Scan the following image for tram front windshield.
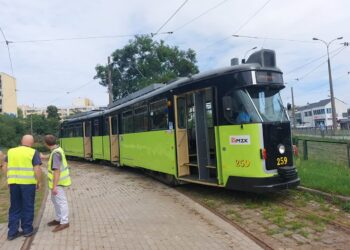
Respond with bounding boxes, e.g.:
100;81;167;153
222;88;288;124
248;88;289;122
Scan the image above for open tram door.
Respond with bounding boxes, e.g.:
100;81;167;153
83;120;92;159
174;87;218;184
110;115;120;164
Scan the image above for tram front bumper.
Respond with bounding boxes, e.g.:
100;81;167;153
225;174;300;193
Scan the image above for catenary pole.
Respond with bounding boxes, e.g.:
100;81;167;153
107;56;113;106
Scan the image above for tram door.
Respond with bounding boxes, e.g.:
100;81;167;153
83;121;92;159
110;115;120;163
174;87;217;182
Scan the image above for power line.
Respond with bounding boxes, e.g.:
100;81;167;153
292;46;347;82
233;0;272;35
0;26;14;75
198;0;272;52
152;0;189;36
48;79;96;104
171;0;230;33
232;34;315;44
285;46;344;75
1;32;173;44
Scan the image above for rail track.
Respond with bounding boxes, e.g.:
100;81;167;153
279;201;350;233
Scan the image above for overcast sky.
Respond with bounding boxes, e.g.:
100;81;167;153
0;0;349;108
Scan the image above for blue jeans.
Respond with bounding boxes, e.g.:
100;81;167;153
8;184;36;237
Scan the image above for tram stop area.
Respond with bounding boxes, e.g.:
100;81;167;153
0;161;261;250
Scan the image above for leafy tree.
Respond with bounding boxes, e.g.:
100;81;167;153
94;35;199;99
46;105;60;120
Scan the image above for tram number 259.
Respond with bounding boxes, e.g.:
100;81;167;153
276;157;288;166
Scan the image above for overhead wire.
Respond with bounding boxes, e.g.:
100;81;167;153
48;79;96;104
232;34;315;44
171;0;230;33
152;0;189;36
198;0;272;53
1;32;173;44
0;26;14;76
285;46;344;75
290;46;347;82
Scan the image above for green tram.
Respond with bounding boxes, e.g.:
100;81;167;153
60;49;300;192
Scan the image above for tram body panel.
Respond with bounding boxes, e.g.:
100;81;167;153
92;136;104;160
102;135;111;161
120;130;176;175
61;137;84;158
217;124;272;185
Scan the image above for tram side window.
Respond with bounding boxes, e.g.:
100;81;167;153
150;99;168;130
122;110;133;133
111;115;118;135
104;117;110;135
134;105;148;132
93;119;100;136
68;125;74;137
85;121;91;137
177;97;186;129
76;123;83;137
222;89;261;124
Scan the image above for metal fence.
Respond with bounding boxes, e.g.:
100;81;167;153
293;137;350;168
293;127;350;140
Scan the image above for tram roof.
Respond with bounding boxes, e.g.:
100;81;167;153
63;63;281;123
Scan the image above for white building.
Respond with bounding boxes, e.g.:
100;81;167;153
295;98;348;128
19;98;99;120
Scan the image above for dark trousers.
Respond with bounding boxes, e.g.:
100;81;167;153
8;184;36;237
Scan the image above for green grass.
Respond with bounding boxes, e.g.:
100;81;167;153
296;158;350;196
0;171;46;223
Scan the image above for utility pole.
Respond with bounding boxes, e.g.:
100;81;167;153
107;56;113;106
291;87;296;128
313;36;343;131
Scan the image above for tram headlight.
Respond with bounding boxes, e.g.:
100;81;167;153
278;144;286;154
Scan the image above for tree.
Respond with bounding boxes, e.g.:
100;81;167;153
94;35;199;100
46;105;60;120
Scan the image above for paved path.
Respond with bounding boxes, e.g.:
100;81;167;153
3;161;261;250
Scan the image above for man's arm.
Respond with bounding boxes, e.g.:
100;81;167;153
33;165;42;189
52;169;60;192
1;162;7;176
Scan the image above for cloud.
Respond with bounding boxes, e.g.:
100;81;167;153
0;0;349;108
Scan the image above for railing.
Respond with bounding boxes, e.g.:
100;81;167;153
293;136;350;168
293;127;350;140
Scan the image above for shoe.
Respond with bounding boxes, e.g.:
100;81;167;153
47;220;60;227
24;228;38;237
52;223;69;233
7;231;23;241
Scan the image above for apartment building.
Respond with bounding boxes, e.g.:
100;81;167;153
0;72;17;116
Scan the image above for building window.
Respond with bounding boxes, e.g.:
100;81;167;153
122;109;133;133
134;104;148;132
150;99;168;130
327;108;332;114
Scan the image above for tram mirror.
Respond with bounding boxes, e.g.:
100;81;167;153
287;103;292;111
223;96;233;116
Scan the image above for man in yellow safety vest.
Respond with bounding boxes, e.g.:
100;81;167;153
1;135;42;240
43;134;71;232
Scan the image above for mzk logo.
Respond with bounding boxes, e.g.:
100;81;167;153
229;135;251;145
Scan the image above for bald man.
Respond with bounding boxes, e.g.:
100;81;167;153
2;135;42;240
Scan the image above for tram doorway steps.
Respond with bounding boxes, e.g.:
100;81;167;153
183;163;217;180
179;175;218;185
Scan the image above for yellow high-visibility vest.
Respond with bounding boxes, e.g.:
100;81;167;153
48;147;71;189
7;146;37;185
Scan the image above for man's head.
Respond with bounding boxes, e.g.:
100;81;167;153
44;135;57;148
21;135;34;147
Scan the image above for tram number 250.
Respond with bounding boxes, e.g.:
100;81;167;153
276;157;288;166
